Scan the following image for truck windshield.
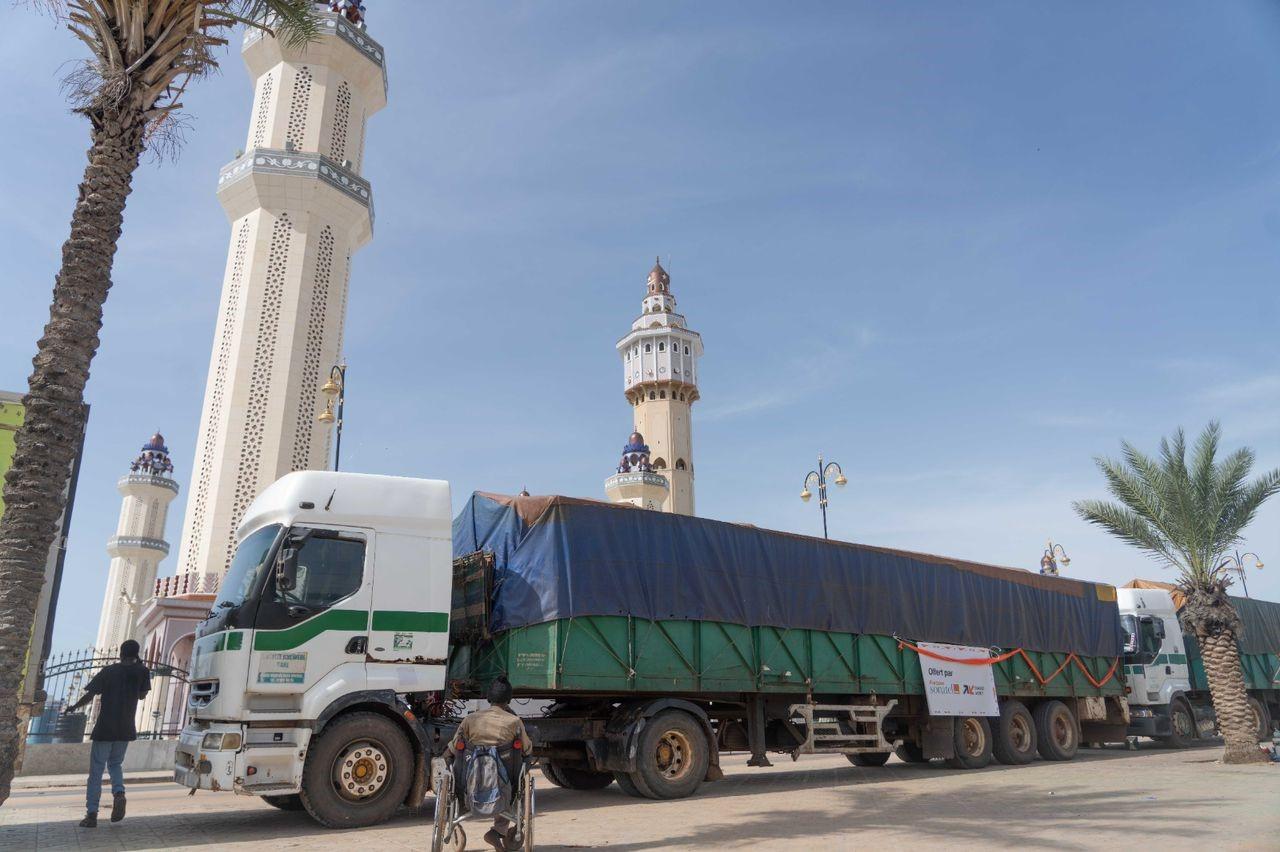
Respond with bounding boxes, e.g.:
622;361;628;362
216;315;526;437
214;524;283;610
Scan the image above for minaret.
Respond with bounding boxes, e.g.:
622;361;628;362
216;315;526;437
616;259;703;515
174;5;387;582
604;432;669;510
95;433;178;650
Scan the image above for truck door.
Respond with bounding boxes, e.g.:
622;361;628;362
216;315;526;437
247;526;373;702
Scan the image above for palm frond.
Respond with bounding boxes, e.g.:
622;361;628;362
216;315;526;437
1073;498;1184;569
1075;423;1278;589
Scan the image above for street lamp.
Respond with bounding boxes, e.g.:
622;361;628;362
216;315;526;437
317;360;347;471
1040;539;1070;576
800;454;847;539
1218;550;1264;598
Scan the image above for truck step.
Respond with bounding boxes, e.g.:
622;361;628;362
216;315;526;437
241;782;298;795
788;701;899;755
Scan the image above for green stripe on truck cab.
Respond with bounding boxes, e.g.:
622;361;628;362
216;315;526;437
253;609;369;651
371;611;449;633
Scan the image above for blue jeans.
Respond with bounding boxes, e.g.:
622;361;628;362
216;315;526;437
86;741;129;813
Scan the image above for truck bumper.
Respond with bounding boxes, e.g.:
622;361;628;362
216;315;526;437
174;723;242;792
1125;711;1170;738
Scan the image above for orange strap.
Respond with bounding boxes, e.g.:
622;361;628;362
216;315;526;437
897;639;1119;688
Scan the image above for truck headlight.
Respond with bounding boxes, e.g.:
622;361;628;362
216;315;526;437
201;732;243;751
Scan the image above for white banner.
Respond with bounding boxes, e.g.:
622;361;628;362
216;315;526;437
918;642;999;717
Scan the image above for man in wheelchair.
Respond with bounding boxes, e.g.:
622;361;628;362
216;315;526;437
447;677;532;851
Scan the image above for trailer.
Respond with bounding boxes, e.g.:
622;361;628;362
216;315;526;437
447;492;1129;798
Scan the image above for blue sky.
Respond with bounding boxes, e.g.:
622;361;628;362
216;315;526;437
1;2;1277;653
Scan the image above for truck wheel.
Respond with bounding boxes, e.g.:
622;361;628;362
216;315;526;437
546;764;614;790
300;711;415;828
944;717;993;769
1033;700;1079;761
262;793;305;811
632;710;709;799
992;701;1037;765
1156;698;1196;749
613;772;645;797
1246;696;1271;742
847;752;891;767
540;762;568;788
894;741;928;764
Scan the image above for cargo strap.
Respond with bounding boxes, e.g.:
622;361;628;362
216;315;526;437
895;638;1120;688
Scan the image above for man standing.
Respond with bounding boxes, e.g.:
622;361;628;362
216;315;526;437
449;677;532;852
65;639;151;827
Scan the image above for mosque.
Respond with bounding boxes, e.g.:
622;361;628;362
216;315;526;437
91;4;706;679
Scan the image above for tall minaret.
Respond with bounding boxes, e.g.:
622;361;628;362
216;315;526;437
95;434;179;650
616;259;704;515
174;6;387;581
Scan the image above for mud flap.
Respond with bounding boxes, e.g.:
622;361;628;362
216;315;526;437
922;716;955;760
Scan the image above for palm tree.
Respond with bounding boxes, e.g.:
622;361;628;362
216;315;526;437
1074;422;1280;764
0;0;321;805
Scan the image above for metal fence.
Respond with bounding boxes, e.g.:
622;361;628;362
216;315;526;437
27;648;189;744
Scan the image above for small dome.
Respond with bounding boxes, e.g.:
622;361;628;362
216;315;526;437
647;257;670;293
144;432;167;452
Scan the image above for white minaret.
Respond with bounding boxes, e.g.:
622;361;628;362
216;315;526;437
95;434;179;650
174;6;386;582
616;259;703;515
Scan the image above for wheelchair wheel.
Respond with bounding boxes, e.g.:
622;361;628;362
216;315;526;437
430;770;464;852
512;771;535;851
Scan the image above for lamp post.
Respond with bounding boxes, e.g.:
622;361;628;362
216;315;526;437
1040;539;1070;576
317;360;347;471
1218;550;1264;598
800;454;847;539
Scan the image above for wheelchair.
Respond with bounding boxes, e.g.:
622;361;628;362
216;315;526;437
431;742;535;852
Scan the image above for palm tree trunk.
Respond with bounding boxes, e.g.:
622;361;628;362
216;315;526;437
1198;627;1268;763
0;105;147;805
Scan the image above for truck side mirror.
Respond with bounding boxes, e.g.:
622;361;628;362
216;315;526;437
1153;620;1166;641
276;547;299;592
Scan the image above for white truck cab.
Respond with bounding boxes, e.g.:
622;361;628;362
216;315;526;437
1116;587;1209;744
174;472;453;826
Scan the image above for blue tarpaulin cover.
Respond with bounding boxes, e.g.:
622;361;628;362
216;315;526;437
454;492;1123;658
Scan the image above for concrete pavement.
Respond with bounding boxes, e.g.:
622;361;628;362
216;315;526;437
2;742;1276;850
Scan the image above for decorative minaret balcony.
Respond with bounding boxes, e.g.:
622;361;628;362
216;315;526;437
605;432;669;510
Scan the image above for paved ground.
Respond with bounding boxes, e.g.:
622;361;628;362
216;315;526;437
3;742;1277;850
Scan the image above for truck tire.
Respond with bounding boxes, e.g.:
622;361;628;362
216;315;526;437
613;772;645;797
262;793;305;811
540;762;568;788
299;711;415;829
894;741;928;764
1156;697;1196;749
632;710;709;799
1033;700;1079;761
847;752;891;767
944;717;993;769
545;764;614;790
1246;696;1271;742
992;701;1037;765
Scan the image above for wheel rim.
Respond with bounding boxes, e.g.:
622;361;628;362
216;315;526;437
332;739;390;802
654;729;693;781
1009;714;1033;753
1051;709;1076;749
960;718;985;757
1174;706;1195;738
